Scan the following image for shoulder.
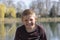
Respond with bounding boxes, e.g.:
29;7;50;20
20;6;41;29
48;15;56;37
36;24;44;30
16;25;25;31
36;24;45;33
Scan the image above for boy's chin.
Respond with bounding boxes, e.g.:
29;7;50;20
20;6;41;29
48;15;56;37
25;25;35;28
26;25;33;27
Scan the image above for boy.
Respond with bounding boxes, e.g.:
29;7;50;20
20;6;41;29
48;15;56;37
14;9;47;40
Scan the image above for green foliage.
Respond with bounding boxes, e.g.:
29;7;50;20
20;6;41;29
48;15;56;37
49;5;58;17
16;12;21;18
5;13;13;18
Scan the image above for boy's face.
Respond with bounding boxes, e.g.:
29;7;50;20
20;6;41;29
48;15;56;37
22;15;36;29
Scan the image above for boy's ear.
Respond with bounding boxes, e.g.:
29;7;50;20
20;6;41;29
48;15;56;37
35;16;38;21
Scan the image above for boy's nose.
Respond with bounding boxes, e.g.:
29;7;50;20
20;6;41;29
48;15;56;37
28;21;31;23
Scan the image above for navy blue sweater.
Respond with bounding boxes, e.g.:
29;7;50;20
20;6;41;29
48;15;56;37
14;25;47;40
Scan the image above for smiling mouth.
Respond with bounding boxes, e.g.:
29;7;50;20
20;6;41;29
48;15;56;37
26;23;33;26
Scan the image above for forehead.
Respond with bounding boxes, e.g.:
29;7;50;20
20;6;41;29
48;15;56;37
23;15;35;19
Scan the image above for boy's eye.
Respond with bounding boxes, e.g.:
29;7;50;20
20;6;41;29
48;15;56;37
24;19;33;21
25;20;28;21
30;19;33;21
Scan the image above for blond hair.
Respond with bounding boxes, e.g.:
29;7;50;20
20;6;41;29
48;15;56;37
21;9;36;18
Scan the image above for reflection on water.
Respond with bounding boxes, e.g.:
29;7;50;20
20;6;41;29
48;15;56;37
0;22;60;40
41;22;60;40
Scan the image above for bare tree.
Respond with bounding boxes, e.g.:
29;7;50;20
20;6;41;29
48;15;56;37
16;1;27;12
16;1;26;18
30;0;48;17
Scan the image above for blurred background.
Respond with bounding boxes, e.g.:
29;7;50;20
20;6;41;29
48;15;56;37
0;0;60;40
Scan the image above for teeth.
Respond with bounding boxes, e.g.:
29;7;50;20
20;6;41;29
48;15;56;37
26;23;33;26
